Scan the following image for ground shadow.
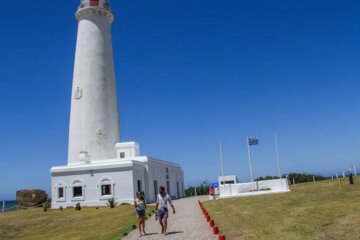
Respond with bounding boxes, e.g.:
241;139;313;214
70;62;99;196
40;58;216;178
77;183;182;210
144;233;157;236
166;231;184;235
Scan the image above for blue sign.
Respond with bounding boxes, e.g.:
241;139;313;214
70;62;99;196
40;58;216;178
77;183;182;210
211;182;219;188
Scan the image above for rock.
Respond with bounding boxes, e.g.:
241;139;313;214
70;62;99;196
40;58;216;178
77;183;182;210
16;189;48;208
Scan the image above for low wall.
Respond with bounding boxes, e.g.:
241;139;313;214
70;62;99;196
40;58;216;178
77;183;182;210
219;178;289;197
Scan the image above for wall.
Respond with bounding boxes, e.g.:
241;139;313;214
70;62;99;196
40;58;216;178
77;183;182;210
51;167;134;209
51;158;185;208
219;178;289;197
68;7;119;165
145;159;184;203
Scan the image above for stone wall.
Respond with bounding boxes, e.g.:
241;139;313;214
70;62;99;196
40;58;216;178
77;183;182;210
16;189;48;208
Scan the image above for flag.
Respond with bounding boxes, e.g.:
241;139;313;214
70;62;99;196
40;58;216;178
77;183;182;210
248;137;259;146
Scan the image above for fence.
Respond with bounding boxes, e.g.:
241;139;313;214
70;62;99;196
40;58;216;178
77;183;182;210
1;201;47;213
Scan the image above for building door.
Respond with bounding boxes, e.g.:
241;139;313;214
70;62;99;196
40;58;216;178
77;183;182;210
137;180;142;192
176;181;180;199
182;182;184;197
154;180;158;201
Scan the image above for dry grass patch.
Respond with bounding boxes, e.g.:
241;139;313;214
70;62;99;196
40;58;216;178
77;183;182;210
0;205;154;240
204;178;360;240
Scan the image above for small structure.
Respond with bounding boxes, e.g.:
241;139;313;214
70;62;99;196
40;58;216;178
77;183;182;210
218;175;239;185
51;142;184;208
16;189;48;208
218;178;290;198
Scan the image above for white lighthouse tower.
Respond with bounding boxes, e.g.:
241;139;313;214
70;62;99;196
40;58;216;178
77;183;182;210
68;0;119;165
50;0;185;208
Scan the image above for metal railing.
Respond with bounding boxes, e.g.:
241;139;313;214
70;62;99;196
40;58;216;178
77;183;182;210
79;0;111;10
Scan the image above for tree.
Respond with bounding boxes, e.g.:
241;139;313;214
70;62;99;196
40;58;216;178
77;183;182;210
185;183;210;197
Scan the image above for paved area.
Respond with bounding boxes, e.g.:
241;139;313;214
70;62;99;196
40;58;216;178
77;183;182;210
123;196;218;240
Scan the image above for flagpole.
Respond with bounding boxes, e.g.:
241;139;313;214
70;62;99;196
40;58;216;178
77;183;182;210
274;134;282;179
219;142;225;186
247;137;254;182
354;164;357;176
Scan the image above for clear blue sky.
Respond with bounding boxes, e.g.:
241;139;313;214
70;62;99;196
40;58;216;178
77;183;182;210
1;0;360;200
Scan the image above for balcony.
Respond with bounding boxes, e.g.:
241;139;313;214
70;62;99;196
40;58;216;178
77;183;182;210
79;0;111;11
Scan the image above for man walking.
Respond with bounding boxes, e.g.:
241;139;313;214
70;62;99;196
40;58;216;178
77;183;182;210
156;186;176;235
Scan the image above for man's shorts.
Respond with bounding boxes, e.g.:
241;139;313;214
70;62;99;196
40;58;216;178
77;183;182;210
157;208;169;219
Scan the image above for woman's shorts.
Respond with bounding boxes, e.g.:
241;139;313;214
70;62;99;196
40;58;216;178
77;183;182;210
136;209;145;217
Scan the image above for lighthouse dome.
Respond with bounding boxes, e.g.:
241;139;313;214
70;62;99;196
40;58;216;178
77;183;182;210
79;0;111;11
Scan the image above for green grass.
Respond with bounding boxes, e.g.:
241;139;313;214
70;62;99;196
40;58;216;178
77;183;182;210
204;178;360;240
0;205;154;240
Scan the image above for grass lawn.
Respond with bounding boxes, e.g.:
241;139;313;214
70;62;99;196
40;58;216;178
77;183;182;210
204;178;360;240
0;205;154;240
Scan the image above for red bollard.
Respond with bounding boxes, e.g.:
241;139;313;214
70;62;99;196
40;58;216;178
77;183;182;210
209;219;215;227
206;215;211;222
219;234;226;240
213;226;219;235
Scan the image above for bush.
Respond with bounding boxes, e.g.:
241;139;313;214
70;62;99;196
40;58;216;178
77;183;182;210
255;176;280;181
75;203;81;211
43;201;49;212
287;173;326;184
107;197;118;208
185;185;209;197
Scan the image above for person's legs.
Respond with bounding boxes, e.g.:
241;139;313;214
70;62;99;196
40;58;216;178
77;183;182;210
141;216;147;234
159;217;164;233
164;217;168;235
137;216;143;236
158;209;165;234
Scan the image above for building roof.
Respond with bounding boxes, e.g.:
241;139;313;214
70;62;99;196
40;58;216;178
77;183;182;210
50;156;182;174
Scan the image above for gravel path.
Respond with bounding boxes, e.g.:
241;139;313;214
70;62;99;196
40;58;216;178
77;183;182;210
122;196;218;240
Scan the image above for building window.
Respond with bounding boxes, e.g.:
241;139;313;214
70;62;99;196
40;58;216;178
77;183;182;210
166;167;169;173
120;152;125;158
73;186;83;198
154;180;158;199
58;187;64;199
166;181;170;195
101;184;111;196
137;180;142;192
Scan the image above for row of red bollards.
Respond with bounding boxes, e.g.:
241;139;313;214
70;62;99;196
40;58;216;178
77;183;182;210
198;200;226;240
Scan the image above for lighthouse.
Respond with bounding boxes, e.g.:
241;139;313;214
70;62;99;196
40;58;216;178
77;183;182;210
68;0;119;165
50;0;184;208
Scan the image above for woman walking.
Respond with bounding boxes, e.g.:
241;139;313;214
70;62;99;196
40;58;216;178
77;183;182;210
134;192;147;237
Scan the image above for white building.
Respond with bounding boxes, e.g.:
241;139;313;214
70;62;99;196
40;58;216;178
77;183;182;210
50;0;184;209
218;175;239;185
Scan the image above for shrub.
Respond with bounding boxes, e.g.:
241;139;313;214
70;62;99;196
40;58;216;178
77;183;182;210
75;203;81;211
43;201;49;212
107;197;118;208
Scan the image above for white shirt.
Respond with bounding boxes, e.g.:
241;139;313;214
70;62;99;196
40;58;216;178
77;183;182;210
135;198;146;211
156;193;173;210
